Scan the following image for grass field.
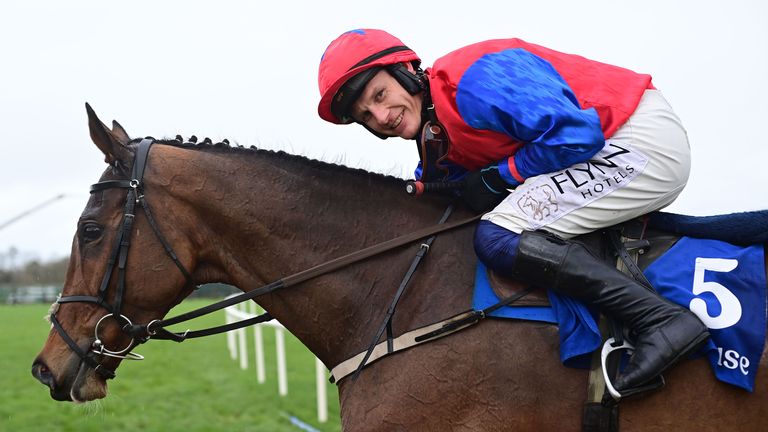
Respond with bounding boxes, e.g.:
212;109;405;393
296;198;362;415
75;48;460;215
1;300;341;431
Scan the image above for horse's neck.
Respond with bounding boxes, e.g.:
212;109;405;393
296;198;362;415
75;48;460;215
151;145;475;365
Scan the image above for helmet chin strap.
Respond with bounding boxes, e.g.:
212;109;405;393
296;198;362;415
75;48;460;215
387;63;425;94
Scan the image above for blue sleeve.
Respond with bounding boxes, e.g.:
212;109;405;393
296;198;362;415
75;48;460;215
455;48;605;182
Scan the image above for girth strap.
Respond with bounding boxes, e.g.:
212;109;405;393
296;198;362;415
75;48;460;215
330;286;534;383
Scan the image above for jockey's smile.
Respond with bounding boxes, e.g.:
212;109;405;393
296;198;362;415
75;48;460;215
350;67;423;139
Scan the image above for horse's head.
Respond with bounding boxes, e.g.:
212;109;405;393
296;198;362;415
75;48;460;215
32;104;197;402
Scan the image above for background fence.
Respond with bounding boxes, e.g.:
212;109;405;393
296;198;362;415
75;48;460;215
224;297;329;424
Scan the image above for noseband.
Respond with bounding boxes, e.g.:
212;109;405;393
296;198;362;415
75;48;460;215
50;139;193;379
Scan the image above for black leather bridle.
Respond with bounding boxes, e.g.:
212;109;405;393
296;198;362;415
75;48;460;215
49;139;193;379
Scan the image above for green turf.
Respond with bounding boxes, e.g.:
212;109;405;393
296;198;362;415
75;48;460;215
1;300;340;431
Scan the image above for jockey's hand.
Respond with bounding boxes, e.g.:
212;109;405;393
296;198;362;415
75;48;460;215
461;166;512;212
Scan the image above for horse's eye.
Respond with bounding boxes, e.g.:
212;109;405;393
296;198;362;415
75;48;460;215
80;223;103;243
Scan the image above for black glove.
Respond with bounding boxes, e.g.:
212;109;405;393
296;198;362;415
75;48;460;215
461;165;513;212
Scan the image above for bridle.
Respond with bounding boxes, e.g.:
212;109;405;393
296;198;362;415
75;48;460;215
48;137;484;382
49;138;193;380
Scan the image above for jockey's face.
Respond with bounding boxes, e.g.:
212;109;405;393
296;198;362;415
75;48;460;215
350;66;423;140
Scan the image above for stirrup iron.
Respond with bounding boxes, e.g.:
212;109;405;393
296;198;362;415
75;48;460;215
601;337;665;401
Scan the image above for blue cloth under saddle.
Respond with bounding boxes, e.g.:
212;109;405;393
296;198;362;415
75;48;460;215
472;237;766;391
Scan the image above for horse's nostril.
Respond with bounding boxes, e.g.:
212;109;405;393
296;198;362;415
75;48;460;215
32;359;55;390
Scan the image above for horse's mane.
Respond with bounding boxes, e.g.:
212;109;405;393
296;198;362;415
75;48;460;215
131;136;408;188
648;210;768;245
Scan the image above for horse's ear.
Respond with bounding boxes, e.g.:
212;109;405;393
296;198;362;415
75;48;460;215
111;120;131;145
86;102;129;165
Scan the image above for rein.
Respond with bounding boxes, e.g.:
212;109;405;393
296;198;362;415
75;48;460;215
52;138;482;380
136;205;482;342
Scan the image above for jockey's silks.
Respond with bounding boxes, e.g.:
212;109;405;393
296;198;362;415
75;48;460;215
425;38;654;178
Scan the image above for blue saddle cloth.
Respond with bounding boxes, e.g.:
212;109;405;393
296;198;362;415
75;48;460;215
472;237;766;391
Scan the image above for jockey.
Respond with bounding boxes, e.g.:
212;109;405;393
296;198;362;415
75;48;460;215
317;28;710;397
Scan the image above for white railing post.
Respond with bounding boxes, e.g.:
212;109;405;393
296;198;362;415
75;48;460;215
275;326;288;396
315;357;328;423
251;302;266;383
226;310;237;360
237;303;248;370
237;328;248;370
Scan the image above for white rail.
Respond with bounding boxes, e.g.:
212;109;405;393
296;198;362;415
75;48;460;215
224;297;328;423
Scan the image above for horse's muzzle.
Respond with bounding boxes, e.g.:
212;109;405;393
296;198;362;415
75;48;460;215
31;357;71;401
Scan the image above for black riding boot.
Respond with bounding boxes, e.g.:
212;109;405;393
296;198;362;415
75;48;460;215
510;230;710;395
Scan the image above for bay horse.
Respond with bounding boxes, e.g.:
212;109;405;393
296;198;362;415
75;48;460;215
32;105;768;431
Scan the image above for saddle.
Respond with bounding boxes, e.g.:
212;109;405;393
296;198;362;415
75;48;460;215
487;209;768;305
487;216;679;306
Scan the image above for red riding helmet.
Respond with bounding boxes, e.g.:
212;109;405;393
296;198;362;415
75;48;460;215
318;29;421;125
